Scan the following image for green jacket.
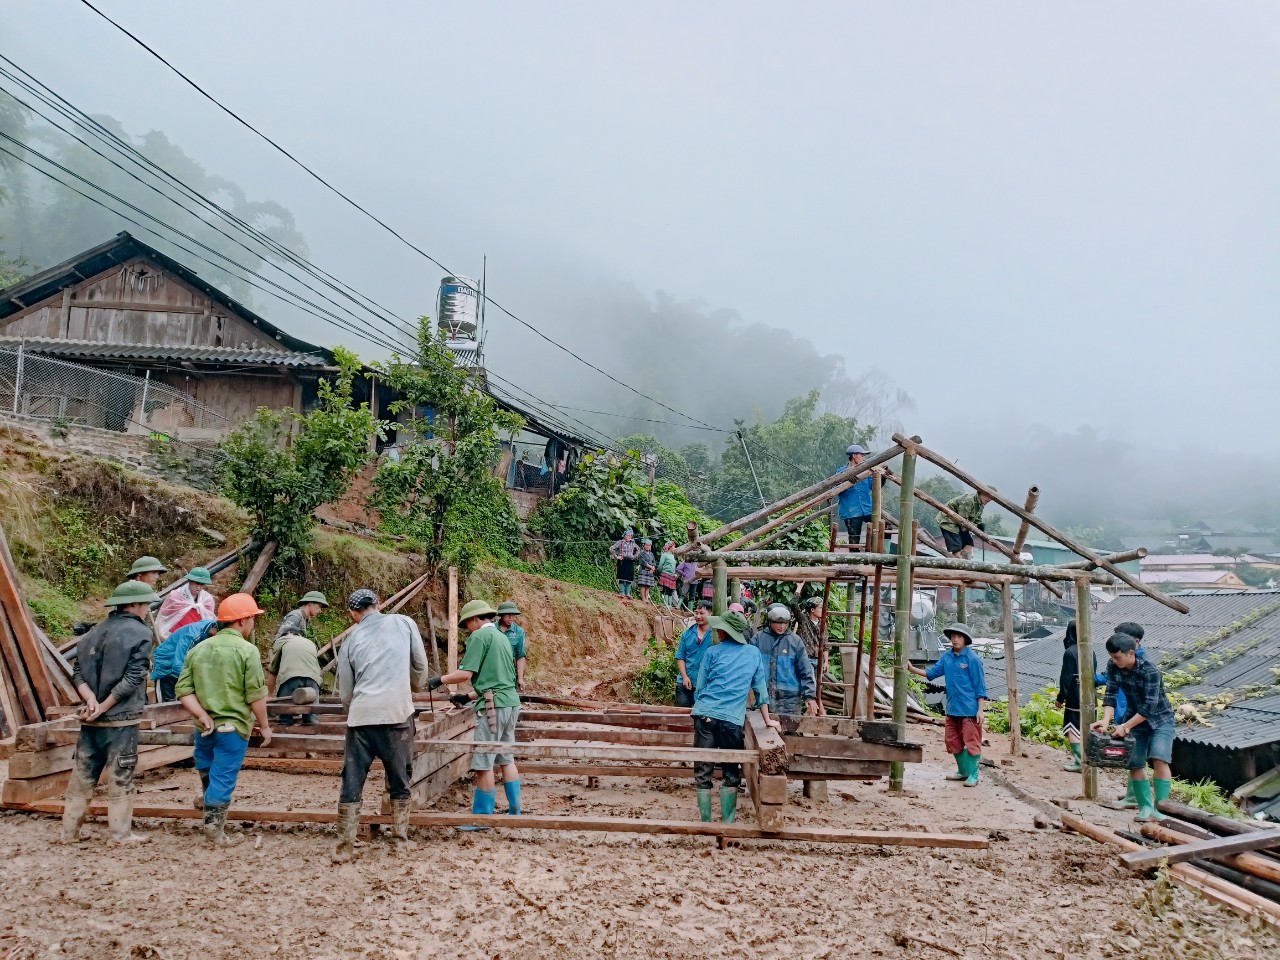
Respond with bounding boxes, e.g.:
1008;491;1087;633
939;494;986;534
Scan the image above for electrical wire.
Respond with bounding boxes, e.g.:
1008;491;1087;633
72;0;725;433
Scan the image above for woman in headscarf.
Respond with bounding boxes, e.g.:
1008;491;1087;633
608;530;641;598
636;538;658;603
1055;620;1096;772
657;541;679;606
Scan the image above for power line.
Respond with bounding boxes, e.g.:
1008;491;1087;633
73;0;725;433
543;402;730;432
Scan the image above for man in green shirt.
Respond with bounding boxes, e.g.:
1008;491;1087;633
495;600;528;692
176;592;272;846
430;599;522;825
938;490;994;559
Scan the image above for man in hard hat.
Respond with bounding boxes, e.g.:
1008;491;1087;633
909;624;988;786
269;591;328;726
751;604;819;717
61;580;158;844
176;592;273;845
333;589;430;860
151;617;217;702
430;599;522;826
496;600;528;693
675;600;715;708
836;444;880;547
938;490;995;559
154;567;216;641
125;556;167;588
692;611;780;823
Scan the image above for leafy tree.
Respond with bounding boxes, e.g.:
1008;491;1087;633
709;390;875;519
369;319;523;573
220;348;381;570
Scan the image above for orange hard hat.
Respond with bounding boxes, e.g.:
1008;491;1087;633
217;592;265;622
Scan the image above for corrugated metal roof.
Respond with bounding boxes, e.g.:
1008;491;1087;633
983;590;1280;751
1143;571;1243;584
0;336;330;368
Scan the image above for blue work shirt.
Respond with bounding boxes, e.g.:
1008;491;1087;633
751;628;817;702
676;623;714;682
502;623;527;660
693;640;769;727
1095;648;1145;723
836;466;874;519
151;618;215;681
925;646;989;718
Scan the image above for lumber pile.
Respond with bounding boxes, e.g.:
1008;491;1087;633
1063;811;1280;931
0;524;78;745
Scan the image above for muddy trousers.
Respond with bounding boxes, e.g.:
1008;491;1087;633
66;724;139;799
340;720;415;803
693;716;744;790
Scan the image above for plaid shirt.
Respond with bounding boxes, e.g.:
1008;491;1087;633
1103;657;1173;727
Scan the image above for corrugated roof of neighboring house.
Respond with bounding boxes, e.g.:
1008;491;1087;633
982;589;1280;752
1204;534;1280;554
1121;536;1178;553
1141;554;1236;567
1142;571;1242;584
0;336;330;368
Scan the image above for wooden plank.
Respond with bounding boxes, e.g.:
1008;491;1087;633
516;726;692;747
518;763;694;778
0;530;57;710
755;775;789;805
415;739;756;764
239;541;277;594
520;694;692;715
778;716;865;738
1;744;192;805
785;756;892;778
785;735;922;764
0;609;41;724
744;711;788;776
1141;824;1280;885
14;799;990;848
518;710;693;731
754;775;787;830
6;743;77;778
1120;827;1280;871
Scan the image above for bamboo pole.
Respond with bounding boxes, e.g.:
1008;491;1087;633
883;469;1017;560
695;550;1113;584
1009;486;1041;559
889;451;916;791
712;559;728;617
447;566;459;673
721;495;835;553
739;504;835;553
892;434;1189;614
816;521;836;693
866;520;884;720
956;585;967;624
1001;582;1020;754
676;442;907;554
1060;548;1147;569
1076;576;1097;799
714;566;1031;585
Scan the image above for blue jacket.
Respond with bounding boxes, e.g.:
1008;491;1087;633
676;623;714;684
693;640;769;727
925;647;988;717
152;618;216;681
751;627;816;702
836;469;875;519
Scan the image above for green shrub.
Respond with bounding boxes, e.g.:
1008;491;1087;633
25;578;81;638
631;637;678;705
984;688;1067;749
47;504;122;599
1172;778;1242;819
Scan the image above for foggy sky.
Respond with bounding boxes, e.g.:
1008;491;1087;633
5;1;1279;491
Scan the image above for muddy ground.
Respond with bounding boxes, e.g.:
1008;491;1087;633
0;726;1274;960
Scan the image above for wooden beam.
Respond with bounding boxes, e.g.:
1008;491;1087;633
1;744;192;804
517;710;693;731
785;735;922;764
67;300;206;314
731;504;836;554
414;739;756;764
745;710;788;776
1061;548;1147;570
1001;582;1020;755
1076;577;1098;800
0;525;58;711
516;726;692;747
1141;824;1280;885
1121;827;1280;871
676;442;907;554
884;468;1017;561
889;451;916;791
318;572;432;672
785;756;892;778
696;551;1113;585
721;499;836;554
447;566;459;673
892;434;1189;614
1009;486;1041;559
239;540;277;594
13;800;990;848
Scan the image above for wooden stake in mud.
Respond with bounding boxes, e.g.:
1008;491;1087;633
1075;576;1097;799
889;451;917;791
865;520;885;720
956;584;967;625
1001;582;1020;755
712;559;728;617
447;566;459;674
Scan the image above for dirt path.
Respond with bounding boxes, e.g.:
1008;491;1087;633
0;725;1273;960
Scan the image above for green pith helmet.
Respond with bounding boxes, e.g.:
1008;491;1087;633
710;612;751;644
299;591;329;607
188;567;213;585
495;601;521;616
458;599;497;626
105;580;160;607
943;622;974;645
127;556;168;576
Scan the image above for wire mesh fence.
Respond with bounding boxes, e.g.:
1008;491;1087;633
0;343;230;433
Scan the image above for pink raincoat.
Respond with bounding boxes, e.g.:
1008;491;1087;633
154;584;216;641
